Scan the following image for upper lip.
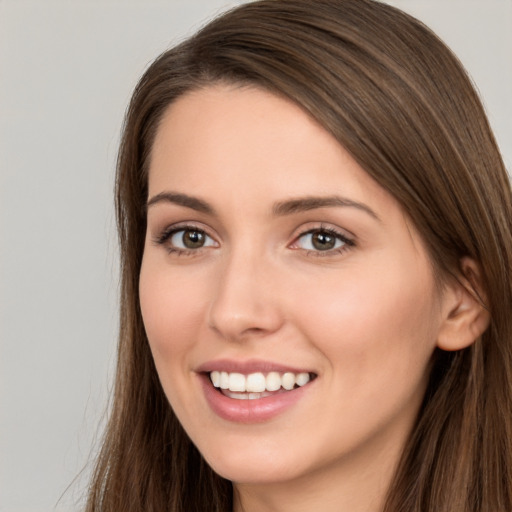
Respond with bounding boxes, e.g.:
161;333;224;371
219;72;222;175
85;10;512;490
196;358;315;375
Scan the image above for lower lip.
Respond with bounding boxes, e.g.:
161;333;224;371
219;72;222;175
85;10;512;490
199;374;312;423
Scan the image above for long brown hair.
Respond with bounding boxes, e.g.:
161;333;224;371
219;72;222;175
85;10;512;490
86;1;512;510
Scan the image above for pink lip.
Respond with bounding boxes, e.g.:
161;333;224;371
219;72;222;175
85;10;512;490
196;360;316;424
196;358;313;375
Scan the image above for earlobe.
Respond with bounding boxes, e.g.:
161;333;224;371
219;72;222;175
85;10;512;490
436;257;490;351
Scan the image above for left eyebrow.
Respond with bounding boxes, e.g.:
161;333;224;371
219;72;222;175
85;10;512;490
272;195;380;221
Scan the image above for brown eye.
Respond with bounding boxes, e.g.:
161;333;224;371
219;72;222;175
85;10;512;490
182;230;205;248
169;228;216;250
311;231;337;251
294;228;350;253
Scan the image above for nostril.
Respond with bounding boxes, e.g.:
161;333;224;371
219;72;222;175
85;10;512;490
207;304;283;342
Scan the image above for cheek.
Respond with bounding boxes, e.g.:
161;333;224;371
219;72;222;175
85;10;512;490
293;263;439;393
139;258;207;362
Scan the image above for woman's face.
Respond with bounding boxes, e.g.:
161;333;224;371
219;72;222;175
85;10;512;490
140;85;448;489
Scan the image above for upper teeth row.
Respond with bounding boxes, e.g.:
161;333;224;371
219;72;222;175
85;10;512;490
210;371;311;393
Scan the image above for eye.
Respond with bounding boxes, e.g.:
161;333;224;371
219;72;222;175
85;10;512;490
170;228;216;249
169;228;217;250
154;225;218;254
293;228;353;253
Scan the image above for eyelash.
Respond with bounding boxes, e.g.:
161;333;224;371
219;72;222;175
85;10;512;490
153;224;355;257
291;226;355;257
153;224;215;256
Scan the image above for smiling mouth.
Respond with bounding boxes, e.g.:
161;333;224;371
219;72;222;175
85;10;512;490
208;371;317;400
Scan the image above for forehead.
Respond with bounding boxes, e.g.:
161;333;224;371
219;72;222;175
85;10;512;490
148;85;378;200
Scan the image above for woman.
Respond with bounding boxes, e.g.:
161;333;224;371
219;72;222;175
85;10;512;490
86;1;512;510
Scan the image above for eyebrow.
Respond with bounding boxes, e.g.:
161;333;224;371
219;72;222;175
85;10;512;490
146;191;215;215
272;195;380;221
146;191;380;221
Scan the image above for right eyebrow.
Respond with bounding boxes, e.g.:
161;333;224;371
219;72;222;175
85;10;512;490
146;191;216;215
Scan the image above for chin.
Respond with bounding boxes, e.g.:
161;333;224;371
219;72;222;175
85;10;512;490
200;442;307;485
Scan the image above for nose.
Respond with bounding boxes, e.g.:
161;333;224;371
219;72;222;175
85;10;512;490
207;249;284;342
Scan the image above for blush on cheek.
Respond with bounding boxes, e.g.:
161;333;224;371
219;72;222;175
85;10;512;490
139;269;207;361
296;263;437;377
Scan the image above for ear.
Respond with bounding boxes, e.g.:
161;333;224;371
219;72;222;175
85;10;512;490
436;257;490;351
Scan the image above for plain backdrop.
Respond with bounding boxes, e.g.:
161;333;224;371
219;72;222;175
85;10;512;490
0;1;510;511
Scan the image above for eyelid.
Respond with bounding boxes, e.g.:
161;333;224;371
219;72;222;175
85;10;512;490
290;222;355;243
152;222;219;251
288;223;355;254
170;229;217;249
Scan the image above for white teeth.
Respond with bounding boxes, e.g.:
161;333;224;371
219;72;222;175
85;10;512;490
228;372;246;392
209;370;313;393
246;372;266;392
228;392;248;400
282;372;295;390
211;371;220;387
266;372;282;391
296;372;310;386
224;391;272;400
220;371;229;389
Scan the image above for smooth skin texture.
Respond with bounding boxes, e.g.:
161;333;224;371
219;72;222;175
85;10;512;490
139;86;484;512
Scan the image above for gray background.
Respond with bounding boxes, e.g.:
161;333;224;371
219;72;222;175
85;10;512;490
1;1;510;511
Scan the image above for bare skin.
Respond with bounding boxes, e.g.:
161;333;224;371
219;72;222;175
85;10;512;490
140;85;485;512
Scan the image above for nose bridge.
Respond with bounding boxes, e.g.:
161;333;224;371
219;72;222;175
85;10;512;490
207;242;282;340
